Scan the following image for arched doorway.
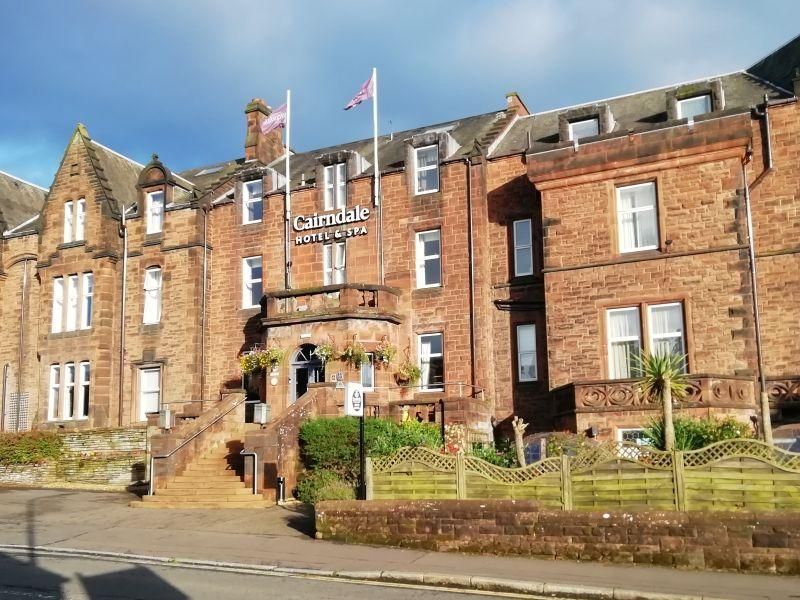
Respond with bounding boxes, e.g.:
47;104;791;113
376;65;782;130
290;344;325;404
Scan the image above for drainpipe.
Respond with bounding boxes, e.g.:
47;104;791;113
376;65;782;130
455;158;477;389
16;259;29;431
743;95;774;445
118;205;130;426
200;206;209;405
1;363;8;432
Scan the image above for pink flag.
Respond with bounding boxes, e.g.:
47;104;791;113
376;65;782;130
260;103;287;134
344;73;374;110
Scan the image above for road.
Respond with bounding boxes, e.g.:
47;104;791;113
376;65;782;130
0;553;502;600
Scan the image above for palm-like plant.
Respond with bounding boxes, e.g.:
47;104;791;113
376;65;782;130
633;351;688;451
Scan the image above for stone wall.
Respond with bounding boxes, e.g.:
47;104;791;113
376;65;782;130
0;427;147;490
316;499;800;575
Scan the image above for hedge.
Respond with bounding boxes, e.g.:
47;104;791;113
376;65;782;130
0;431;63;465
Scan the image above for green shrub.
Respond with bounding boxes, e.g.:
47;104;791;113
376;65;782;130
299;417;441;481
470;437;518;468
545;431;595;457
296;469;356;504
0;431;63;465
642;415;753;451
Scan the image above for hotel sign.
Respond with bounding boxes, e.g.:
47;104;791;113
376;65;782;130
293;205;370;245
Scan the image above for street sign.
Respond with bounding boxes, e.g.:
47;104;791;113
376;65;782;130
345;382;364;417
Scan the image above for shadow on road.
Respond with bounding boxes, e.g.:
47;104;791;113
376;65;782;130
279;503;316;538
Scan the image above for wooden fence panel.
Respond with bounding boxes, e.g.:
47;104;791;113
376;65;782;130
571;459;677;510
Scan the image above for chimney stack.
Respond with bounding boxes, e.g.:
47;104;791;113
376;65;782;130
244;98;284;164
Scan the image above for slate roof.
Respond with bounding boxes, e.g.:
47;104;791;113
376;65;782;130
491;71;792;157
748;33;800;94
0;170;47;234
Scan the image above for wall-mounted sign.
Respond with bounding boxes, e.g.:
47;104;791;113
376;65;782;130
293;205;371;245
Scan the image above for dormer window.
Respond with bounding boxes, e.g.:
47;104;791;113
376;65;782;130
243;179;263;224
414;145;439;195
63;198;86;243
146;191;164;234
568;117;599;142
677;94;712;121
323;163;346;210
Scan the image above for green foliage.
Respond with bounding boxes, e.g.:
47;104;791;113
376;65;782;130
312;342;336;363
470;437;518;467
642;415;754;451
395;361;422;385
0;432;63;465
545;431;594;457
340;340;369;368
634;351;689;402
373;338;397;367
299;417;442;481
296;469;356;504
239;347;286;374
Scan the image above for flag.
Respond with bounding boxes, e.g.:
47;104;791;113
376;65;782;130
344;73;374;110
260;103;287;134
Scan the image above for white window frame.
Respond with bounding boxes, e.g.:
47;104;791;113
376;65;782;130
242;256;263;309
75;198;86;241
138;367;161;421
513;219;534;277
52;277;64;333
413;145;439;195
66;275;79;331
361;353;375;391
80;273;93;329
47;365;60;421
647;302;687;371
568;117;600;142
63;362;75;420
77;362;90;419
606;306;643;379
617;428;650;446
146;190;165;234
516;324;538;382
616;182;659;253
418;332;444;392
676;94;712;121
143;267;162;324
415;229;441;288
242;179;264;224
323;163;347;210
63;201;74;243
323;241;346;286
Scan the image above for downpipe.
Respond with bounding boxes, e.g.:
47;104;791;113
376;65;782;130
16;259;29;432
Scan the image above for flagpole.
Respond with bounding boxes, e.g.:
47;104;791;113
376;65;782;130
285;89;292;290
372;67;384;285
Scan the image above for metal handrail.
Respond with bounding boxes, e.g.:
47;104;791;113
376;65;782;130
371;382;486;399
148;395;247;496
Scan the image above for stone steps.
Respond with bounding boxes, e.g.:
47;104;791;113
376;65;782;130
131;500;272;509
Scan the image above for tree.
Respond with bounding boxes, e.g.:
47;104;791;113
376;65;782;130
633;351;688;451
511;416;528;467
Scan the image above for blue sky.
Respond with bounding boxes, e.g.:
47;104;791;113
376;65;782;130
2;0;800;188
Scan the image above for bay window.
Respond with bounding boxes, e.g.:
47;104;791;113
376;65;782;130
48;365;60;421
361;353;375;391
64;362;75;420
81;273;93;329
78;362;90;419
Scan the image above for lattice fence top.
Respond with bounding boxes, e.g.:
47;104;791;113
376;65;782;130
371;446;456;474
569;442;674;473
464;455;561;484
683;438;800;471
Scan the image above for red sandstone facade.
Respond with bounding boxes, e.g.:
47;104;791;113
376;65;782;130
2;38;800;449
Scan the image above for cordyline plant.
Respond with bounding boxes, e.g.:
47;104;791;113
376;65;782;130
633;351;689;451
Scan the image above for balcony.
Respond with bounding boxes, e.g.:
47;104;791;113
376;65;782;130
553;373;756;417
263;283;402;326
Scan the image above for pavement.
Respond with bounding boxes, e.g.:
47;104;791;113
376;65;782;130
0;487;797;600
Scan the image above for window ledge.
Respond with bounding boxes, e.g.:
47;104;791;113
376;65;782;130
242;220;263;227
140;323;163;333
414;189;440;197
48;329;92;340
617;248;663;260
57;241;86;250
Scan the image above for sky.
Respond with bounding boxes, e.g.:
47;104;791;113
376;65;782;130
2;0;800;188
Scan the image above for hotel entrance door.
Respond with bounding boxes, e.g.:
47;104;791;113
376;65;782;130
290;344;325;404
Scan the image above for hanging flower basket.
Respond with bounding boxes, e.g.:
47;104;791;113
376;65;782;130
313;342;337;364
373;337;397;368
340;339;369;368
395;360;421;386
240;347;285;374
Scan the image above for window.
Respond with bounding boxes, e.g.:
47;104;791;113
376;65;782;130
606;302;687;379
323;242;346;285
414;145;439;194
146;190;164;234
416;230;441;288
139;367;161;421
80;273;93;329
78;362;90;419
419;333;444;391
66;275;78;331
323;163;347;210
361;353;375;391
616;182;658;253
64;362;75;420
516;324;537;382
52;277;64;333
242;257;263;308
513;219;534;276
75;198;86;241
677;94;712;121
617;428;650;446
143;267;162;324
63;202;74;242
48;365;60;421
242;179;263;224
568;117;599;142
